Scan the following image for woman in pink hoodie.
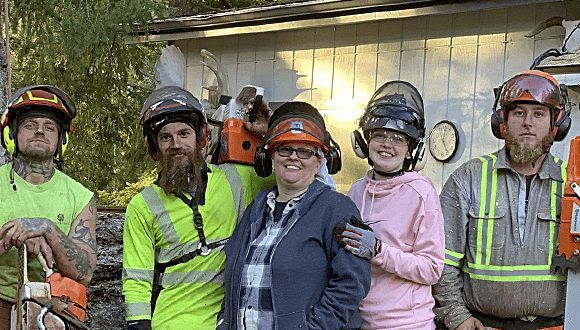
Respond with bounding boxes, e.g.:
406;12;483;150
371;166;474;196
337;81;445;330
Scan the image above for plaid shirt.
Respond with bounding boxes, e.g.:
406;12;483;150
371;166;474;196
238;190;303;330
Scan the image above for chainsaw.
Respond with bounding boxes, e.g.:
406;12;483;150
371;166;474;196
215;85;265;165
11;245;88;330
551;136;580;328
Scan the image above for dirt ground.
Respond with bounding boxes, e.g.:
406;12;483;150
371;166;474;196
86;212;125;329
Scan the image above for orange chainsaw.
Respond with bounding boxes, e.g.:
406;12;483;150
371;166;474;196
11;245;87;330
552;136;580;328
216;85;265;165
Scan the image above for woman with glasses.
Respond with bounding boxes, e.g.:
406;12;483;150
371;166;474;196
218;101;371;330
337;81;445;329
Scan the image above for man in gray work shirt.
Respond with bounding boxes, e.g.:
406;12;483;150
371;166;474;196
433;70;572;330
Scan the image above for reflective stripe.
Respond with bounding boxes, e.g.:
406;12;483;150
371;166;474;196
125;302;151;318
445;249;464;267
161;269;225;286
219;164;245;222
142;186;180;247
548;159;567;263
123;268;155;282
467;154;567;282
477;155;497;265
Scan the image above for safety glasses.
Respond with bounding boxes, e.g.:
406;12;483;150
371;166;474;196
276;146;317;159
499;74;563;109
369;130;408;146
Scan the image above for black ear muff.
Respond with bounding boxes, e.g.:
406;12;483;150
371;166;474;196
552;84;572;142
553;108;571;141
326;136;342;175
350;130;368;158
146;134;158;156
253;144;272;177
490;109;504;139
490;85;505;140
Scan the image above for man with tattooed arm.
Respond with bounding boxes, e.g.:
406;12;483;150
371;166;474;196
0;85;96;327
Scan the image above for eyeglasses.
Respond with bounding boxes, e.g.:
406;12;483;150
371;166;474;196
276;146;317;159
369;130;408;146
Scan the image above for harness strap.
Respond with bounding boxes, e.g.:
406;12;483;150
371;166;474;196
155;238;230;272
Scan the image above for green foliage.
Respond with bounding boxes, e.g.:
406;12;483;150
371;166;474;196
170;0;286;15
98;167;157;206
9;0;170;199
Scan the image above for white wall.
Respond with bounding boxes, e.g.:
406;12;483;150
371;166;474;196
178;0;580;192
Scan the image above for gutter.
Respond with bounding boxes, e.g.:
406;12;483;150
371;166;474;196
129;0;561;43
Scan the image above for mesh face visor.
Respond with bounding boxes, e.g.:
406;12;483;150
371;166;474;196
361;106;422;140
366;81;425;126
499;74;564;110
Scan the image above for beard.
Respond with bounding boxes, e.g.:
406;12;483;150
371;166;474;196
504;123;553;164
20;145;55;162
158;148;203;195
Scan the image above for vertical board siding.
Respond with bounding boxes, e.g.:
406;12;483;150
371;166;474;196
183;1;579;192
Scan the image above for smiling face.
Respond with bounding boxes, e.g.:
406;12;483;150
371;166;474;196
367;128;410;173
272;142;322;192
504;103;552;164
17;117;60;161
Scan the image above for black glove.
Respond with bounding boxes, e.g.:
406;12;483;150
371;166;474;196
127;320;152;330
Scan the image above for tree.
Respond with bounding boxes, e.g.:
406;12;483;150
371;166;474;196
170;0;284;15
6;0;171;198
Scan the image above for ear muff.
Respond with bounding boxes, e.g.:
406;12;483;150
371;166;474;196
1;126;15;155
197;123;207;148
253;144;272;177
60;131;70;155
490;85;505;139
326;136;342;175
350;130;368;158
552;107;571;142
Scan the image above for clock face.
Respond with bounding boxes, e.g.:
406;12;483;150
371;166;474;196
429;121;459;162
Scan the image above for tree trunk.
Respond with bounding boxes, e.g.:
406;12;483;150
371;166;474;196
0;9;10;165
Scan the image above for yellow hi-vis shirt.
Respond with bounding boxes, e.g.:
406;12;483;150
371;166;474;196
122;163;274;329
0;163;94;302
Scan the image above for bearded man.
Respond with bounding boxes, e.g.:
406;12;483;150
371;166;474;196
122;86;274;330
433;70;572;330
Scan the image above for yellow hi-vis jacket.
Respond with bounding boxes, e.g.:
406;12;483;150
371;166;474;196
122;163;274;329
433;148;567;329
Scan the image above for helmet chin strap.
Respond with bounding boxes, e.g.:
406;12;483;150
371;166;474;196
372;168;405;179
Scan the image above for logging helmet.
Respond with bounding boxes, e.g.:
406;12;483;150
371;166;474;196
140;86;207;156
1;85;76;166
491;70;571;141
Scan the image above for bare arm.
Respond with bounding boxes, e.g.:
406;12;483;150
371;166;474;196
0;197;97;285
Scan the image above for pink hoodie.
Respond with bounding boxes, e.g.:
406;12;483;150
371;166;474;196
348;171;445;330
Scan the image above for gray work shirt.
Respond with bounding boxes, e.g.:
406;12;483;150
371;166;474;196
433;147;566;329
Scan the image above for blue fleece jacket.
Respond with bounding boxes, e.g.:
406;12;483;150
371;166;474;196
219;180;371;329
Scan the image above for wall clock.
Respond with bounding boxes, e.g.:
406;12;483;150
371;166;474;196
429;120;459;162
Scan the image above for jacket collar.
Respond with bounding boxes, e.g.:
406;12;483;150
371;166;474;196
494;147;563;181
250;180;328;223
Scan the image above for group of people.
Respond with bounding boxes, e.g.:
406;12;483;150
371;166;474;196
0;68;573;330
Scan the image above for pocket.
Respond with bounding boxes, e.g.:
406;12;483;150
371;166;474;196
536;210;558;253
275;310;308;329
467;205;507;250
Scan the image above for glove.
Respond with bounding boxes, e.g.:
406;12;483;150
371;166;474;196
127;320;152;330
335;216;381;261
